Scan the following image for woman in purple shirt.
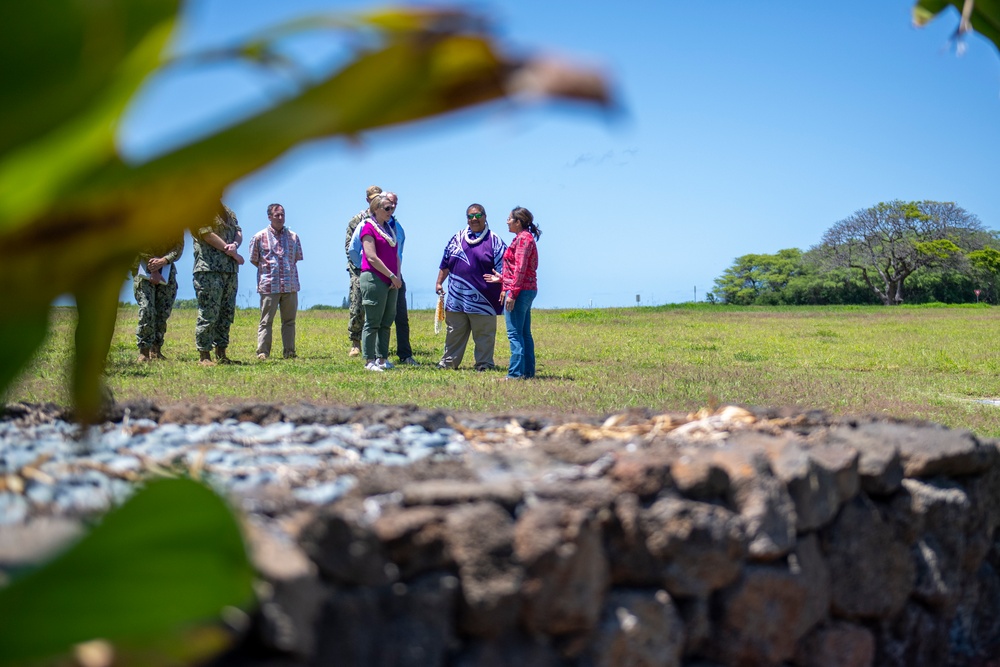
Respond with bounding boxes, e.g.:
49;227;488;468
434;203;507;370
359;193;402;371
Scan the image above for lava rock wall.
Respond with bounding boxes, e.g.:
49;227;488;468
221;413;1000;667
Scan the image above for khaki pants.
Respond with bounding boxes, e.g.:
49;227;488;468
258;292;298;357
440;311;497;370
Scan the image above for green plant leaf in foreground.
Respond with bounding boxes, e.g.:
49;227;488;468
0;0;178;158
913;0;1000;51
0;478;254;663
0;5;612;420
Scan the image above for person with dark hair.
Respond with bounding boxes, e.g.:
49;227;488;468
358;192;403;371
485;206;541;379
435;203;507;370
249;203;303;360
193;202;245;366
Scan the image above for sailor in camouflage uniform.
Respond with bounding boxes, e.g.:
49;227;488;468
193;203;245;366
131;234;184;362
345;185;382;357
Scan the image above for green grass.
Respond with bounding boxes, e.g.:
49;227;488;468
8;304;1000;437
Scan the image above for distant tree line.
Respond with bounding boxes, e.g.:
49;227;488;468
708;200;1000;305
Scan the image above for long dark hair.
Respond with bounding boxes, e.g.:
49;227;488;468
511;206;541;240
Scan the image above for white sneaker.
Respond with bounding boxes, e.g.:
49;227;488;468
379;359;395;369
365;361;384;372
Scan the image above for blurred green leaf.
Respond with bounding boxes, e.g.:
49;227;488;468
0;478;254;663
0;0;178;157
913;0;1000;50
0;5;611;420
0;1;177;228
74;262;132;418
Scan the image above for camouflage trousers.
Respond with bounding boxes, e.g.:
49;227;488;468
133;274;178;349
348;266;363;344
194;270;238;352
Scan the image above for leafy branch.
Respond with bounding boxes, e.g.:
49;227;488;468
0;2;612;419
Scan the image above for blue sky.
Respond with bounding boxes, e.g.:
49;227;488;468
118;0;1000;309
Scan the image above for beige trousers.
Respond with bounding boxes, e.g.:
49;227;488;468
258;292;298;357
440;311;497;370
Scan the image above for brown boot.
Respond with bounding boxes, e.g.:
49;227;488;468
137;348;151;362
199;350;216;367
215;347;239;365
151;345;166;360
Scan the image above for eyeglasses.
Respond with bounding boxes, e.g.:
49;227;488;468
382;205;395;212
467;213;484;220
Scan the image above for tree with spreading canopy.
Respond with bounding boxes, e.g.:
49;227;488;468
812;200;988;305
710;248;882;305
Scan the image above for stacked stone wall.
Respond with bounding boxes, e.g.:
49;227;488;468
220;408;1000;667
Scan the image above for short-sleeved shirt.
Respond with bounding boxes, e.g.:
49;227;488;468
359;218;400;285
131;235;184;277
193;205;241;274
350;215;405;269
502;230;538;299
345;208;367;269
249;225;303;294
439;228;506;315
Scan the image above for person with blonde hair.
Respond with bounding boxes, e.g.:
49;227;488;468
349;190;419;365
358;192;403;370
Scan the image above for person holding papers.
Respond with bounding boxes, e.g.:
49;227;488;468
131;234;184;362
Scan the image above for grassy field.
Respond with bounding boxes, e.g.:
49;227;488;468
7;304;1000;437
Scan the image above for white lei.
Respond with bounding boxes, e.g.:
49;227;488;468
463;223;489;246
366;215;397;247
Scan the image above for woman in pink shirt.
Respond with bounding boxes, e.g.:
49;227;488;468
359;193;403;371
485;206;540;379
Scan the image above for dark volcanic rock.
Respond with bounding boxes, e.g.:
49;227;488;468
821;496;915;620
445;502;522;638
514;501;609;636
6;402;1000;666
583;589;685;667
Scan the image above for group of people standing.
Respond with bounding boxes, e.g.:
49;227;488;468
431;203;541;379
131;187;541;380
132;201;303;366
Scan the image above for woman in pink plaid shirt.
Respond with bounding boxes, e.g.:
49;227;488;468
485;206;541;379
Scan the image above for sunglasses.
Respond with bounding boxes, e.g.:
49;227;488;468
382;205;395;211
467;212;484;220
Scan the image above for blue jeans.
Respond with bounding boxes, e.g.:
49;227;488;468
504;289;536;378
